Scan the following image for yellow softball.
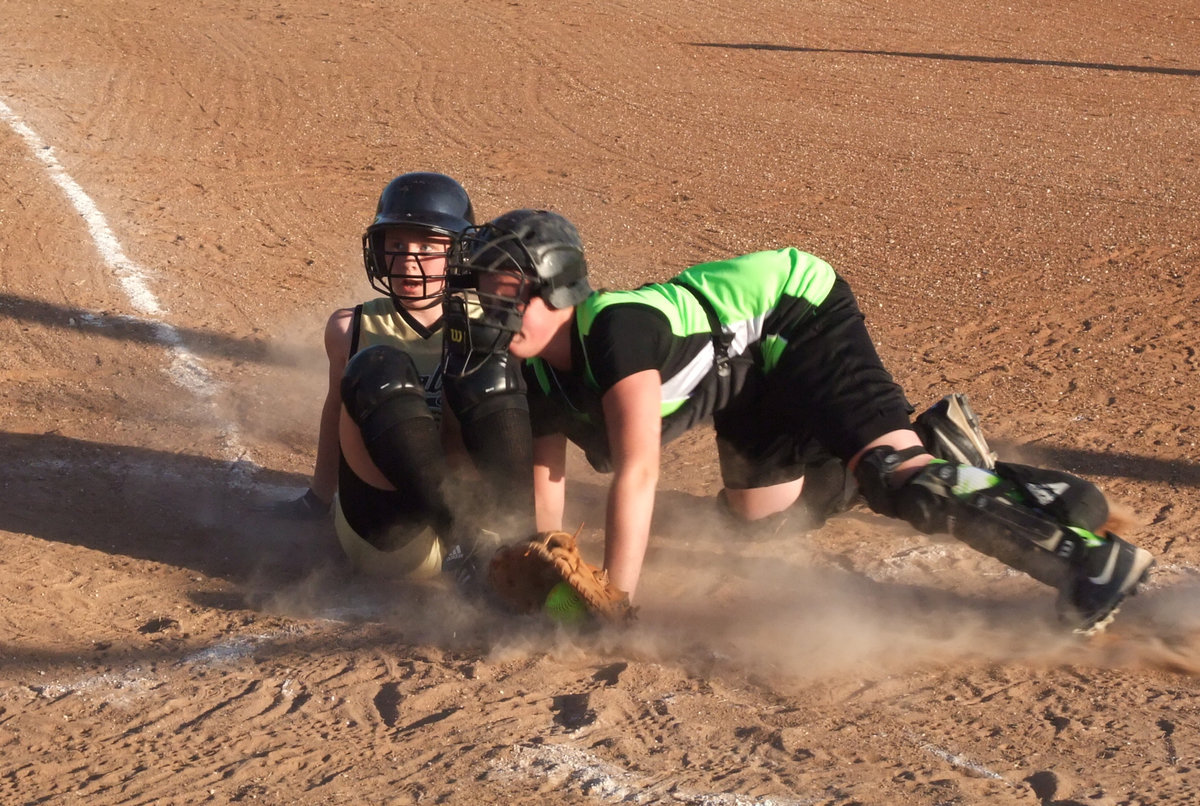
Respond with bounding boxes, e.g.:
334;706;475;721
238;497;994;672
543;581;590;624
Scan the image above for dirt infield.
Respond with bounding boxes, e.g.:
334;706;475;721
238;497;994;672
2;1;1198;803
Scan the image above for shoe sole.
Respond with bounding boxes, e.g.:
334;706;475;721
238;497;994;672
917;394;998;469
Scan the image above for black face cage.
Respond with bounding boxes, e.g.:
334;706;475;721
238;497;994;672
442;225;542;377
361;229;449;311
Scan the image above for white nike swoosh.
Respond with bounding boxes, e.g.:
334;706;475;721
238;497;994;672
1088;547;1120;586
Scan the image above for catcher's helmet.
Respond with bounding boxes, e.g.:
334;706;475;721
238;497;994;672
443;209;593;377
362;172;475;310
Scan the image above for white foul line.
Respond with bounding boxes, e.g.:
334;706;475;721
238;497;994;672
0;96;255;484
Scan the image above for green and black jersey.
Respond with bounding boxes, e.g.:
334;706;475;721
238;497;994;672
524;248;837;467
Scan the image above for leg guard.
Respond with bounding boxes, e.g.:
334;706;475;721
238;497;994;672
341;345;449;530
991;461;1109;532
856;447;1155;632
856;447;1081;588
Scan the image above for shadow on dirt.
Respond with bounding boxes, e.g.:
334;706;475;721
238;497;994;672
3;428;1195;678
998;439;1200;489
689;42;1200;77
0;291;302;366
0;430;331;584
5;428;1190;587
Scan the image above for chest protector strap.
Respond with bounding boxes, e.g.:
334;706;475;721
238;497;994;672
670;280;733;378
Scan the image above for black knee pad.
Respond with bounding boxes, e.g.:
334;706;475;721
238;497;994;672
853;445;928;518
340;345;431;427
444;351;526;420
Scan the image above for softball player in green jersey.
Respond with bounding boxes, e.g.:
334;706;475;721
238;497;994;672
443;209;1154;634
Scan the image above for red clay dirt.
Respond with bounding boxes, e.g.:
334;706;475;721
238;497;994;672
1;1;1198;803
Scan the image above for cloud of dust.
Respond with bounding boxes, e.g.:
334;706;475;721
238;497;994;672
244;509;1200;682
232;441;1198;682
202;308;334;514
622;541;1069;681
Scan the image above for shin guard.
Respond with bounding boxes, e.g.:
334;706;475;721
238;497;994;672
445;353;535;533
856;448;1082;588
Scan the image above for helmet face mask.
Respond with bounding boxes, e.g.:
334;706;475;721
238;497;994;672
364;227;453;311
362;172;474;311
443;210;591;377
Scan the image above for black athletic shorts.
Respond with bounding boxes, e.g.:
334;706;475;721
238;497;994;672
714;276;914;490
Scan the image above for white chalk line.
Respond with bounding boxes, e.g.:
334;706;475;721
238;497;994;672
494;742;819;806
10;628;312;705
0;96;256;489
903;731;1008;782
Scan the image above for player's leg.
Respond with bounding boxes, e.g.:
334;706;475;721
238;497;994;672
719;478;805;521
712;390;808;525
444;351;534;527
340;344;452;532
855;445;1154;632
712;276;915;527
758;392;998;526
441;352;535;587
776;276;1153;632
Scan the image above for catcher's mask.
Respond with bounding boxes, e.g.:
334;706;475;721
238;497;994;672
362;172;474;311
443;209;592;377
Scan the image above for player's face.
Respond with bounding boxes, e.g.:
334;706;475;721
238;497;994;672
477;270;540;357
381;227;452;306
506;297;557;358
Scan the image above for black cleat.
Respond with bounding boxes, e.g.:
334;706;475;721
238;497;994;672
1057;532;1155;635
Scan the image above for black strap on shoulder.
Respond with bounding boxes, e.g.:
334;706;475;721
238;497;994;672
348;303;365;356
670;279;732;377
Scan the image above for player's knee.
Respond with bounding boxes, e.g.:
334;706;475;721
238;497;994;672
716;488;779;522
340;345;431;426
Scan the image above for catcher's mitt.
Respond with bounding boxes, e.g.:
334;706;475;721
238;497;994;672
487;529;635;626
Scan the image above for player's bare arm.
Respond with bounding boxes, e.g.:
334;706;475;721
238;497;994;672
307;307;356;502
533;432;568;531
601;368;663;598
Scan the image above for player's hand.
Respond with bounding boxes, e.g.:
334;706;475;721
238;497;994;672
265;488;332;520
